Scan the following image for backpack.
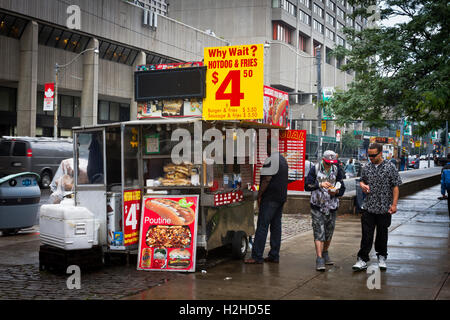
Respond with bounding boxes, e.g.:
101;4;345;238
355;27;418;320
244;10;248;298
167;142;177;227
443;168;450;189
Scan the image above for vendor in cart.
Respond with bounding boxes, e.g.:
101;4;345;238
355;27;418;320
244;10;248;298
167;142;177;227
87;132;104;184
245;138;289;264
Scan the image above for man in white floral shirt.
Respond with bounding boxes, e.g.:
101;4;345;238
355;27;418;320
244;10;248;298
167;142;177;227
353;143;402;271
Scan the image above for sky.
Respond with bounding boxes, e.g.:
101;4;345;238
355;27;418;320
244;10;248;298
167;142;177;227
379;1;413;27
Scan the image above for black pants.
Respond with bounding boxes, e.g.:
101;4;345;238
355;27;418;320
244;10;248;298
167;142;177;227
357;210;392;262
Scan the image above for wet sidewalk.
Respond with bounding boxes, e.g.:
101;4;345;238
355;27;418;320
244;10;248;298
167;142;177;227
125;184;449;300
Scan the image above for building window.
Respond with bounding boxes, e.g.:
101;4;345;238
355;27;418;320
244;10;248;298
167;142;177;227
273;22;293;44
337;8;345;19
0;87;16;112
337;35;345;47
60;95;74;117
0;13;28;39
326;0;335;12
326;28;335;41
99;101;109;121
299;33;309;53
276;0;297;16
355;23;362;32
299;0;311;9
313;4;324;18
326;47;334;65
326;13;335;26
337;0;345;6
299;10;311;26
313;41;322;56
313;20;324;34
337;21;345;32
98;100;130;123
346;3;354;13
346;16;354;27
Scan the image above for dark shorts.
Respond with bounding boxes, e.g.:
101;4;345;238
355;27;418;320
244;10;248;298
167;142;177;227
311;207;337;242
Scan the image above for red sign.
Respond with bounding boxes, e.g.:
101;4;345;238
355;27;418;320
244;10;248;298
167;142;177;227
43;83;54;111
263;86;289;128
137;195;199;272
279;130;306;191
336;130;341;142
123;189;141;247
214;191;244;206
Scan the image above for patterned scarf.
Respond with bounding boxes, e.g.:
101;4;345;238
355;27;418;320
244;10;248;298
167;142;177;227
310;161;339;215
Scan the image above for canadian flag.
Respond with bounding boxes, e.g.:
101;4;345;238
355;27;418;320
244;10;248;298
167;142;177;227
43;83;54;111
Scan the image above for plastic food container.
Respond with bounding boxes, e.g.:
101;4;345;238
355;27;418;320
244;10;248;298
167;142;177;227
39;201;99;250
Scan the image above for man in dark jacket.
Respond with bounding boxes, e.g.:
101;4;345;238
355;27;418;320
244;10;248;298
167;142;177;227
245;150;289;264
305;150;346;271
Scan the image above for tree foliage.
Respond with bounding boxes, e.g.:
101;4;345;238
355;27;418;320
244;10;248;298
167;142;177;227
328;0;450;135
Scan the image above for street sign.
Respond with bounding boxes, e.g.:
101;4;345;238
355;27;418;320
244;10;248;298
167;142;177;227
403;118;412;135
415;141;421;147
396;130;400;138
321;120;327;132
43;83;54;111
335;130;341;142
322;87;334;120
203;44;264;120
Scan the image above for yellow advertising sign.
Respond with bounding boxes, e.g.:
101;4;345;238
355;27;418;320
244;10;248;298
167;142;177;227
396;130;400;138
203;44;264;120
321;120;327;132
415;141;421;147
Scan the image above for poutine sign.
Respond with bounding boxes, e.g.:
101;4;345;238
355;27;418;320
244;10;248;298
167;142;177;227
203;44;264;120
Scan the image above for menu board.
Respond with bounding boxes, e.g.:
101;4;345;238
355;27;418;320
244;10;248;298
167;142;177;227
137;195;199;272
263;86;289;128
279;130;306;191
123;189;142;247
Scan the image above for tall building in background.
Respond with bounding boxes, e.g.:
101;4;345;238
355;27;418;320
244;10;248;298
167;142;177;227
0;0;225;137
129;0;169;16
168;0;368;156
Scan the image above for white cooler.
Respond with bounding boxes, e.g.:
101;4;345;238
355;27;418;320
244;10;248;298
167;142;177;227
39;199;100;250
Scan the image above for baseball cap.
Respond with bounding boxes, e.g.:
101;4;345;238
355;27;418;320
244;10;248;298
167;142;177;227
322;150;338;164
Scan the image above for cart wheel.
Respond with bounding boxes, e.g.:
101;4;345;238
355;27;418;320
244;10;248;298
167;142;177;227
231;231;248;259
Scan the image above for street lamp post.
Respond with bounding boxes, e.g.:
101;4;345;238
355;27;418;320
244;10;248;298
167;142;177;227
53;47;99;139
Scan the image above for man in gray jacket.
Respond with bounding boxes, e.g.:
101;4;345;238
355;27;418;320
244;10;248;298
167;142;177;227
305;150;346;271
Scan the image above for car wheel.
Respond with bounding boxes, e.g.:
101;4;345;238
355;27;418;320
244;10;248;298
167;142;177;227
40;171;52;189
231;231;248;259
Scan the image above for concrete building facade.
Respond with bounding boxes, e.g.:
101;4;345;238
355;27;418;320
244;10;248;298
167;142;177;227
0;0;227;137
167;0;368;155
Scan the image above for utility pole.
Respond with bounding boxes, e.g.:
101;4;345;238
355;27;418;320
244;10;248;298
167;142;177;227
53;47;99;139
316;46;322;161
54;64;59;139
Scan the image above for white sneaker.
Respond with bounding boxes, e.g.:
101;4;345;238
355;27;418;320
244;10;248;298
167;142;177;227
378;255;387;270
352;258;367;271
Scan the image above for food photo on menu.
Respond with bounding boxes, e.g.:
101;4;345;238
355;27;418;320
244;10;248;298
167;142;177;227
137;196;199;272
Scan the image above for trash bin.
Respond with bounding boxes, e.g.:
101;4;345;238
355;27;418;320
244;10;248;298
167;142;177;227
354;178;366;214
0;172;41;235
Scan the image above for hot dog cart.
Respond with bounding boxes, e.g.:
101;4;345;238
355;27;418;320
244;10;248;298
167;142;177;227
69;118;281;270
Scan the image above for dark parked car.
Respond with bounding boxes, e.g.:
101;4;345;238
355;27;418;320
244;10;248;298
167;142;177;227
0;137;73;188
